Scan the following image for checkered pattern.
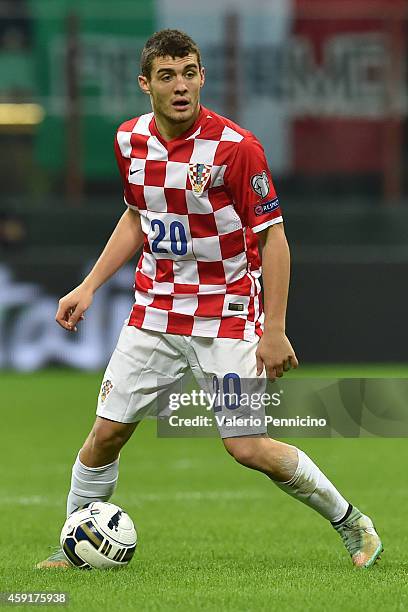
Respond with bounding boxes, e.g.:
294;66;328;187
114;106;283;341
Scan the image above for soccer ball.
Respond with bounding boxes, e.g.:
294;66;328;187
60;501;137;569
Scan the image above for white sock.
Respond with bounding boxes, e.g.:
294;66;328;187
66;454;119;517
274;449;349;522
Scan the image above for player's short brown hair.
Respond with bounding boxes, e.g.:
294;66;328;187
141;29;202;79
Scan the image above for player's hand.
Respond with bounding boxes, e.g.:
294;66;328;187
55;283;94;332
255;330;299;381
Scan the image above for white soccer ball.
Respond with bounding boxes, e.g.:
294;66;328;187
60;501;137;569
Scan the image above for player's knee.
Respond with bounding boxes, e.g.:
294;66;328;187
91;422;127;453
224;438;261;468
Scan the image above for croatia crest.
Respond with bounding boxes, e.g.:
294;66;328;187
100;379;113;402
188;163;212;195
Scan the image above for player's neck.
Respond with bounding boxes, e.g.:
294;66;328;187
154;106;201;141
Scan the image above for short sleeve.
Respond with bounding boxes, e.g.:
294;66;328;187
114;132;139;211
224;135;283;233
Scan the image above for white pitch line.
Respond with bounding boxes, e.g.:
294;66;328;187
0;489;269;507
0;495;51;506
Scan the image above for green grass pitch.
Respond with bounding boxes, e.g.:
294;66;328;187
1;366;408;611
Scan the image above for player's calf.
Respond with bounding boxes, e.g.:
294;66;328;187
80;417;138;467
223;436;301;482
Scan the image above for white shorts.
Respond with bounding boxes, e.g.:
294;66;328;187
96;325;267;438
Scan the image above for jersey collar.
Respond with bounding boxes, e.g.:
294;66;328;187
149;105;207;146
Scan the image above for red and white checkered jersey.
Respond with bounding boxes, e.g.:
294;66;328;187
114;106;283;341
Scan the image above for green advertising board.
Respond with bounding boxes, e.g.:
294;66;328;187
30;0;156;177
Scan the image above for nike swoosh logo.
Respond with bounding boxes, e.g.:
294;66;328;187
129;168;142;175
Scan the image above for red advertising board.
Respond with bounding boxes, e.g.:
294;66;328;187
293;0;405;176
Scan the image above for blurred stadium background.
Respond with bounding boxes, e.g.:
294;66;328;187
1;0;408;371
2;5;408;607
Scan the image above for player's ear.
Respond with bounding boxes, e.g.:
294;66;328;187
138;75;151;95
200;66;205;88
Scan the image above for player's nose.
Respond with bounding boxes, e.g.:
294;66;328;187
174;76;188;94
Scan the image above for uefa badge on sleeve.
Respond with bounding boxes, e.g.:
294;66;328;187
251;171;270;198
100;380;113;403
188;163;212;195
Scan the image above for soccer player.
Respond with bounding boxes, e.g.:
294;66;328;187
37;29;382;569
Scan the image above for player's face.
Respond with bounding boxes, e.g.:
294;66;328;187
138;54;205;129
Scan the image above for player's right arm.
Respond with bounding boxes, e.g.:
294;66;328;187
55;207;143;332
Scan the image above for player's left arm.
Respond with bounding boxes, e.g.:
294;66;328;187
224;133;299;379
256;223;299;380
